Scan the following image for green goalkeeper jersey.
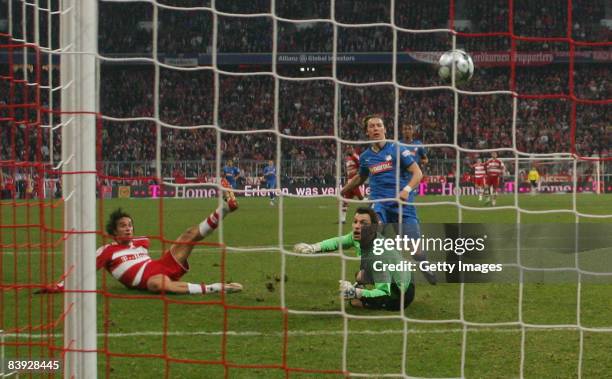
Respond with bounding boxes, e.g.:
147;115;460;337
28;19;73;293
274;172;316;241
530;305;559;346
318;233;411;299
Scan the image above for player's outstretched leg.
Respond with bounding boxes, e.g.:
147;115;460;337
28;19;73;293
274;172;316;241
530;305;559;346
147;275;243;295
154;183;242;295
205;282;243;293
169;181;239;275
221;178;238;211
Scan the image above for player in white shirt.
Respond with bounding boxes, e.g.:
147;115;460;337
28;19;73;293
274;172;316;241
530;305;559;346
471;158;486;201
484;152;505;206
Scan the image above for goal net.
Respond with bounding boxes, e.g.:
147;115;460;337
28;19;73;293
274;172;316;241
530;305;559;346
1;0;611;377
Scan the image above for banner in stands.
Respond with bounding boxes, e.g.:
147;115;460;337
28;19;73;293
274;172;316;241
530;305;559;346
4;51;611;65
423;181;606;195
163;57;198;67
109;181;609;199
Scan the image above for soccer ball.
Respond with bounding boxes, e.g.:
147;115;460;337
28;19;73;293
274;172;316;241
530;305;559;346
438;50;474;83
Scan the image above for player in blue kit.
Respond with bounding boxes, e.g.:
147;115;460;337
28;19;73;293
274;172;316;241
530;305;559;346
341;115;436;285
223;160;241;189
342;115;422;223
401;123;429;166
262;160;277;206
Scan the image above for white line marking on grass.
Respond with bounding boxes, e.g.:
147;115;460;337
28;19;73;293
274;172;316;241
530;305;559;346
3;326;593;339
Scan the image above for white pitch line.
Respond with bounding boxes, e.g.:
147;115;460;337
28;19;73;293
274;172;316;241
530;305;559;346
2;326;589;339
2;241;609;255
0;246;293;255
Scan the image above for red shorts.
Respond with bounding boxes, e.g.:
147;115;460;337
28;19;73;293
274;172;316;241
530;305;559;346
474;177;485;187
486;176;501;187
345;185;364;199
138;251;189;289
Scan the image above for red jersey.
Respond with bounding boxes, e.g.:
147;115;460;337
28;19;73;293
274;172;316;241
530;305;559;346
473;163;486;179
345;153;360;179
174;173;187;184
485;159;504;177
5;177;15;191
96;237;152;288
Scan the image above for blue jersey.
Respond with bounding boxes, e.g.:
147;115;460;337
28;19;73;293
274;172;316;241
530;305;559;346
401;139;427;162
359;142;418;221
263;165;276;186
223;166;240;183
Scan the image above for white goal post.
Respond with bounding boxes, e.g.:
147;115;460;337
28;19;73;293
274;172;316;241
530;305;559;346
60;0;98;377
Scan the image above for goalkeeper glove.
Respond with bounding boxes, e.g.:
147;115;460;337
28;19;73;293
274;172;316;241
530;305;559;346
339;280;363;299
293;243;322;254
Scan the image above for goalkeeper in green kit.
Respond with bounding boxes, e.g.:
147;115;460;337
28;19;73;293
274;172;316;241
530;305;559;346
294;207;415;310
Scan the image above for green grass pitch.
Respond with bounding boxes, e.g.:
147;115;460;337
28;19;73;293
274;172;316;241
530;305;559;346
2;194;612;378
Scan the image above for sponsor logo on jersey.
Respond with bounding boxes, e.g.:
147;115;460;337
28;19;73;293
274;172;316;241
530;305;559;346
369;161;393;174
120;252;149;263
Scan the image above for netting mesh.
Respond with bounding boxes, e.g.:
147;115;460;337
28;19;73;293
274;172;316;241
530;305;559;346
0;0;611;377
0;0;66;374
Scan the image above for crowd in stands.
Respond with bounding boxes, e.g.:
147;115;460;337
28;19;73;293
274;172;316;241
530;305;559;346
1;61;609;177
90;0;611;55
93;63;608;167
3;0;609;56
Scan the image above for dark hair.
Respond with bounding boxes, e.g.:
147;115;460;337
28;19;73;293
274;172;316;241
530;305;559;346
106;208;132;236
362;114;382;131
355;207;379;224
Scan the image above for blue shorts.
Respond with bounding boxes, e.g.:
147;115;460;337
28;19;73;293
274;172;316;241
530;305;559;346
372;203;419;225
266;180;276;189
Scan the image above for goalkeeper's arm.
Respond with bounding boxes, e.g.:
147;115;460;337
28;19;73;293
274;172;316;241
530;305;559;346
293;242;322;254
294;232;354;254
